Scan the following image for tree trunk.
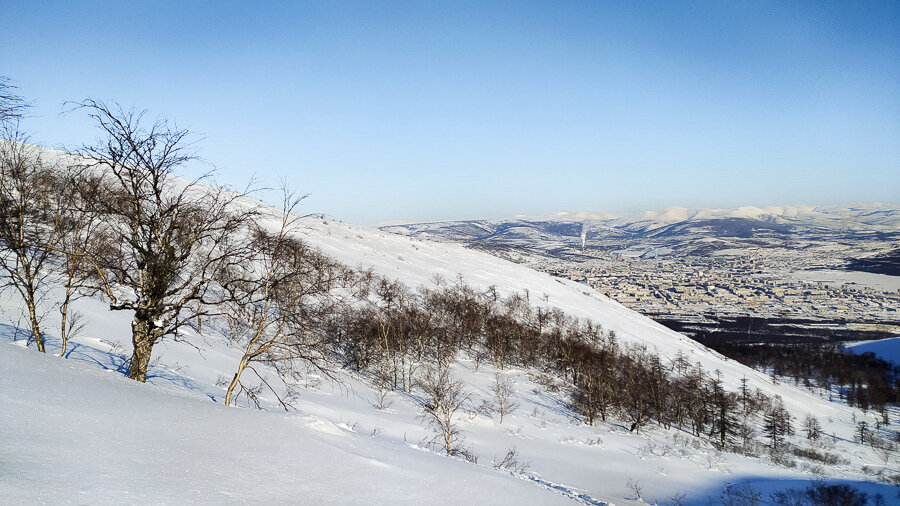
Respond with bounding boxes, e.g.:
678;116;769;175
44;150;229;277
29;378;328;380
58;283;73;358
128;317;157;382
26;298;45;353
225;358;249;406
58;302;69;357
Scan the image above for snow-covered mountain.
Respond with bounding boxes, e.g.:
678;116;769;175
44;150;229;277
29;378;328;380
3;149;898;504
379;204;900;269
546;204;900;232
382;203;900;241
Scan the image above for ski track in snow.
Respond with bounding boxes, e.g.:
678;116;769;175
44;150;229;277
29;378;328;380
520;474;607;506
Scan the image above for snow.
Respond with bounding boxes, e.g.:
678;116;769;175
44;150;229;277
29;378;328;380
5;328;897;505
0;344;572;505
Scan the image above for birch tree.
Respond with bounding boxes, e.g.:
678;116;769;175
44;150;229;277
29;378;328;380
223;191;337;408
0;130;58;352
54;168;102;356
418;363;472;458
76;100;253;381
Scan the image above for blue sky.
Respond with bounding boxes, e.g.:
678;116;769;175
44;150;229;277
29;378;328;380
3;1;898;224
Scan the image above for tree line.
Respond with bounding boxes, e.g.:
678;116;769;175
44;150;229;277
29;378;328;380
325;273;797;452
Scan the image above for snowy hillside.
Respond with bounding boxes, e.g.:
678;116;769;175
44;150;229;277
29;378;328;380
2;217;897;504
3;147;900;504
0;344;576;505
305;219;804;401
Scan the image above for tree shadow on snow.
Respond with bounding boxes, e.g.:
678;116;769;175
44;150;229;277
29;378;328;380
1;323;216;401
677;476;898;506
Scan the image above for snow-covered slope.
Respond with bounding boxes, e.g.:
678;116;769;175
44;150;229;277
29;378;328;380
0;343;575;505
302;218;829;411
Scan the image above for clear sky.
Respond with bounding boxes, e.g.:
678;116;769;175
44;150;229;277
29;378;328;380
2;1;899;224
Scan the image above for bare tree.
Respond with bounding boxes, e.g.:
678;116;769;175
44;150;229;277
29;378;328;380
0;125;59;352
869;434;895;466
417;363;472;458
763;397;793;449
0;81;97;355
626;478;643;501
53;167;101;356
223;189;337;408
493;445;529;473
803;413;822;442
491;373;519;424
0;79;50;352
75;100;253;381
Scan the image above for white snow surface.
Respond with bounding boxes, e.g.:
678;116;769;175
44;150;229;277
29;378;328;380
1;344;580;505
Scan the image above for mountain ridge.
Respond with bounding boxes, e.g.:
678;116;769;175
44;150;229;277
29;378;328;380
382;203;900;238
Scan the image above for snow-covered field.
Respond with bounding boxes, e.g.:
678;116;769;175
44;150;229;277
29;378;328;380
4;205;900;504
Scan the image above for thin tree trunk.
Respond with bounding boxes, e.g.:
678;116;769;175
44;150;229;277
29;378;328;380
58;301;69;357
225;358;249;406
26;299;45;353
58;280;73;357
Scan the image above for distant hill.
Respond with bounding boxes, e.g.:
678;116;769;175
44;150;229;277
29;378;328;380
380;203;900;261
